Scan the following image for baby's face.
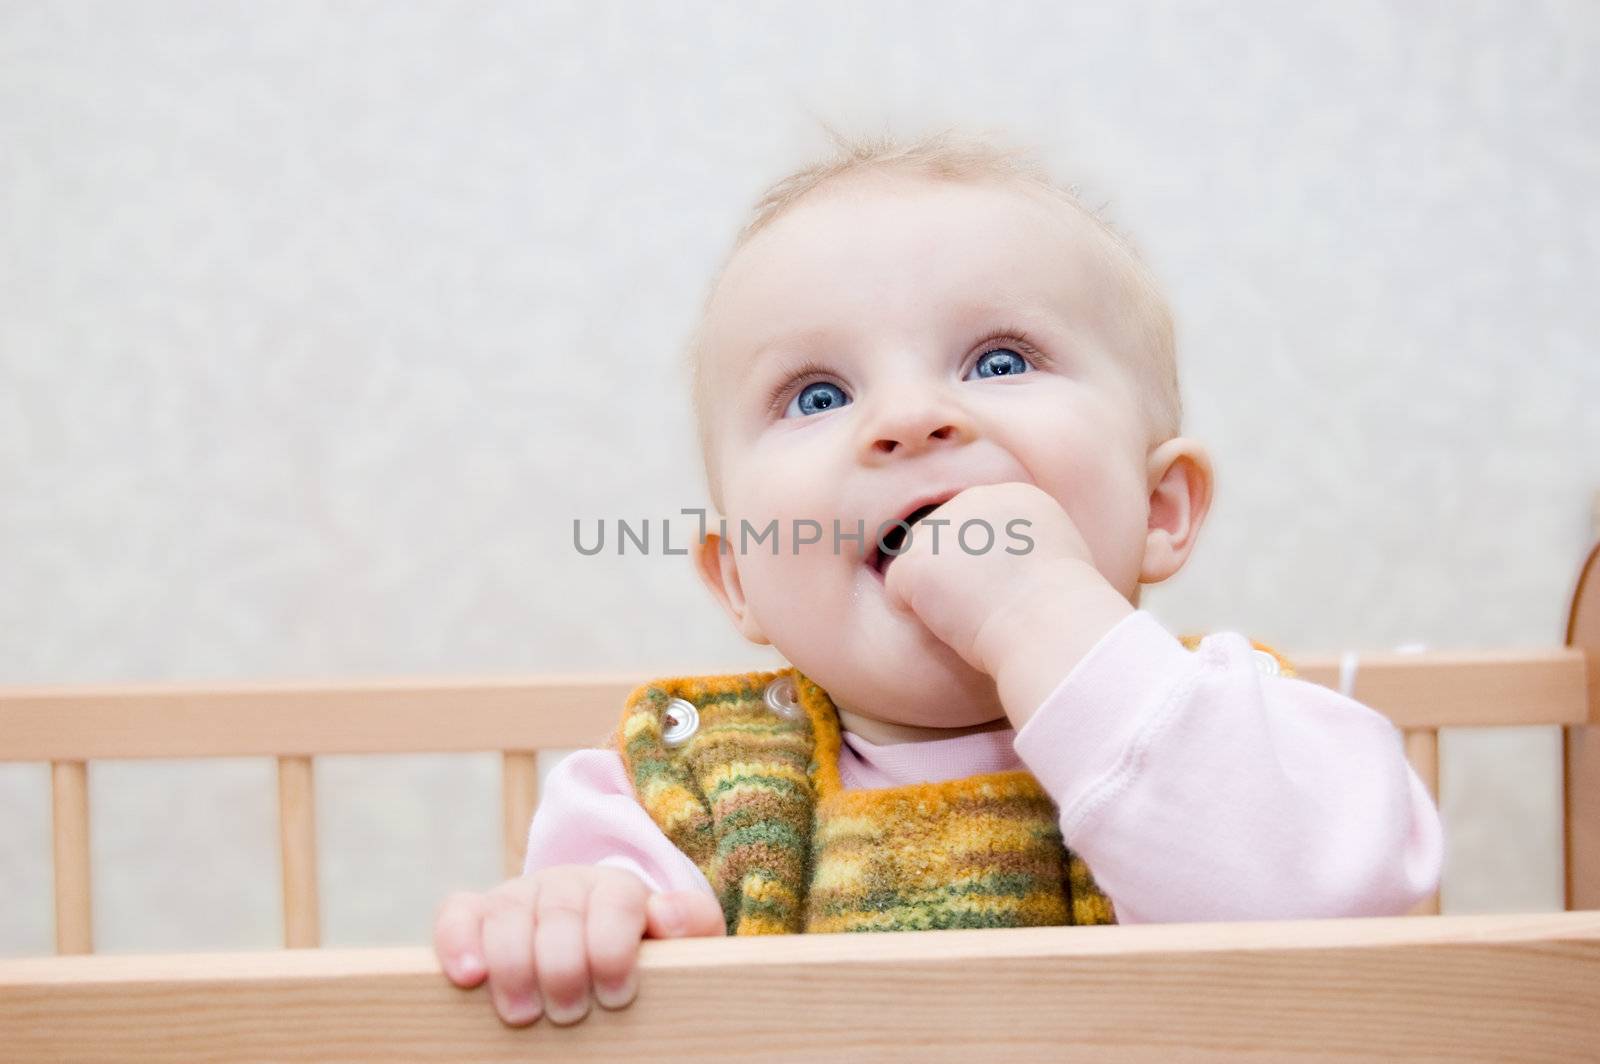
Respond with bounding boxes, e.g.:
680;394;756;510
694;174;1162;731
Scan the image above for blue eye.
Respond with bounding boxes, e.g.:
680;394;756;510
968;348;1030;379
786;380;850;417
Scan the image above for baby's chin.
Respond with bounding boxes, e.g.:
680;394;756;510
790;630;1006;732
753;568;1009;727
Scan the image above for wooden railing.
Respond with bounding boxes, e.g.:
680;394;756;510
2;913;1598;1062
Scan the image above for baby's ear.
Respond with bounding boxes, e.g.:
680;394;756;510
1139;438;1214;586
692;527;772;645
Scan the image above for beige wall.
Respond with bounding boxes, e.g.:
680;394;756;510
2;1;1597;954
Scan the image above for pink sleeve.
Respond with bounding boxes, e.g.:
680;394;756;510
1013;609;1445;924
521;747;716;898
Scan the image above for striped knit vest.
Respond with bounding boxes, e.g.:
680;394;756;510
615;636;1293;935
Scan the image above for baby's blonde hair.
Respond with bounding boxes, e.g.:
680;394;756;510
686;125;1182;509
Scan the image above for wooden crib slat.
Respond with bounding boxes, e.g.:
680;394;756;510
501;752;539;880
277;757;320;949
1403;729;1441;916
3;912;1598;1063
1566;725;1599;911
1564;538;1600;911
50;761;92;955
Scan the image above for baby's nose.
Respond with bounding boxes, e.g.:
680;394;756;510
864;396;976;459
873;421;962;456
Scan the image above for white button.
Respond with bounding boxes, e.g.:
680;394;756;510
662;698;699;747
1253;649;1281;677
763;676;801;719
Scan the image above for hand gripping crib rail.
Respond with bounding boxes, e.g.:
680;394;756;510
2;542;1599;1063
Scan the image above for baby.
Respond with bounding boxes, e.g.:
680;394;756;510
433;129;1445;1027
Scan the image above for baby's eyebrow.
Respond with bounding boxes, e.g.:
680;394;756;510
745;326;837;367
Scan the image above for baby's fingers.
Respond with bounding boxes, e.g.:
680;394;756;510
534;874;594;1026
585;871;650;1010
432;891;489;988
481;880;543;1026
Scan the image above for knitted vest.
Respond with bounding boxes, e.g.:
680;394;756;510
615;635;1294;935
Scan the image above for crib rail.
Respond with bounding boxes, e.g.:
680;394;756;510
0;651;1586;764
3;536;1598;955
1;542;1598;1062
0;648;1595;951
2;911;1597;1063
0;675;638;952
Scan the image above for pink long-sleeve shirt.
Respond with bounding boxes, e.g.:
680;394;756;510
522;609;1446;923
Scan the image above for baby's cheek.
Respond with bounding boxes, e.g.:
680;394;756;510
1069;492;1146;592
741;545;825;608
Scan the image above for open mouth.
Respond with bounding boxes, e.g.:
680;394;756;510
869;501;947;579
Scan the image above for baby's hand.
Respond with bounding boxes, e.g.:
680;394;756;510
883;481;1136;726
882;482;1099;672
433;865;726;1027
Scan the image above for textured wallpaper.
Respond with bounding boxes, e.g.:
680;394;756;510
2;0;1597;955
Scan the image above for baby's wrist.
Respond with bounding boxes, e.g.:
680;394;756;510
975;561;1135;729
971;559;1109;671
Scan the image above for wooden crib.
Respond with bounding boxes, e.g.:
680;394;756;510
3;541;1598;1063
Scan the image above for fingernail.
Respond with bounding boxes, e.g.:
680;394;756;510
500;992;542;1026
455;954;482;980
594;973;637;1010
543;994;591;1026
